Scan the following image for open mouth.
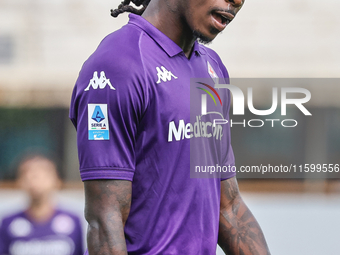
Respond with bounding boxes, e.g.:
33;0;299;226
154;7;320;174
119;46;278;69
211;11;234;29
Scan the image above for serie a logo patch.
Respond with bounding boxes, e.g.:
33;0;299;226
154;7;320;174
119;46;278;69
88;104;109;140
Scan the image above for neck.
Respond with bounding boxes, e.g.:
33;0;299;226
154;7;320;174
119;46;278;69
142;0;196;58
27;197;55;223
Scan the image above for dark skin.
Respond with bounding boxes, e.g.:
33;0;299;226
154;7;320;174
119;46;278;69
85;180;131;255
142;0;244;57
85;0;270;254
219;177;270;254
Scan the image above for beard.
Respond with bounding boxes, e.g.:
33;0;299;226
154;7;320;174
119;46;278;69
192;27;220;45
193;30;212;44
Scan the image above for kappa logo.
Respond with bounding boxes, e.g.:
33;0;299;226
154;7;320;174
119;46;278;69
84;71;116;91
156;66;178;84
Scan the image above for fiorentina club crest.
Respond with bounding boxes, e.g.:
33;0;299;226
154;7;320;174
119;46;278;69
207;61;218;80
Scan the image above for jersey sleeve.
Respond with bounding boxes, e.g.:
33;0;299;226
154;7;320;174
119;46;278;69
0;218;10;254
217;58;236;180
69;52;148;181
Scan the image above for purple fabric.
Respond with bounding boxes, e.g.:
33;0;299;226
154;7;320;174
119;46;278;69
0;209;83;255
70;14;235;255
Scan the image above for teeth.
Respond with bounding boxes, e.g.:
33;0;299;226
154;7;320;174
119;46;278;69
218;14;228;24
220;14;229;20
212;12;231;26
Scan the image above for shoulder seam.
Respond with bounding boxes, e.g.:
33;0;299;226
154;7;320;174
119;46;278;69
138;31;150;114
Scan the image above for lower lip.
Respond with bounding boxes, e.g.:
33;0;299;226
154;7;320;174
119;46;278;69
211;14;227;32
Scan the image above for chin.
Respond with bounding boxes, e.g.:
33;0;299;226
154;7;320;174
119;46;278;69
192;30;214;45
192;24;220;44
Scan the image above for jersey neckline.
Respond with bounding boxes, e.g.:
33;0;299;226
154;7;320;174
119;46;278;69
128;13;203;58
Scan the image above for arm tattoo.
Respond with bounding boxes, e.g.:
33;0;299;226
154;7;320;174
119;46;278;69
218;177;270;255
84;180;132;255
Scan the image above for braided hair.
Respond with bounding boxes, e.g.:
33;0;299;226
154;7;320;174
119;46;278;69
111;0;151;18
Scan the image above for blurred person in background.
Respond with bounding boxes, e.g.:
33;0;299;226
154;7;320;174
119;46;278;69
0;154;83;255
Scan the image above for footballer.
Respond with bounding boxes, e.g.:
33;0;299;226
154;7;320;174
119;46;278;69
70;0;270;254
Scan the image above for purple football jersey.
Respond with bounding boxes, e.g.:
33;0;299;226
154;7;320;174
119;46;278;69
70;14;235;255
0;209;83;255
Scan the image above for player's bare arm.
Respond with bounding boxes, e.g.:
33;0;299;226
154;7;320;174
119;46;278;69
84;180;131;255
218;177;270;255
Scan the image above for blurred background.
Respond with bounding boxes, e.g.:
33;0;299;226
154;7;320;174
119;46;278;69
0;0;339;254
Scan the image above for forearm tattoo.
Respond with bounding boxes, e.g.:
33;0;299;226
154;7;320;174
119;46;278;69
85;180;132;255
218;178;270;255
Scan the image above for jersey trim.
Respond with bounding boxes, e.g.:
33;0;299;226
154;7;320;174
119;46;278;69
80;167;135;181
220;168;236;181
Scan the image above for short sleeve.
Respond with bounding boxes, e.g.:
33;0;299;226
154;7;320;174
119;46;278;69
69;51;147;181
218;60;236;181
